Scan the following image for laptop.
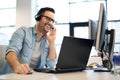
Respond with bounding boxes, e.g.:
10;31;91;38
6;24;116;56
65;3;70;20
34;36;94;73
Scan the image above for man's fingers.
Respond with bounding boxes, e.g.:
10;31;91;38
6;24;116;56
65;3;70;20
15;64;30;74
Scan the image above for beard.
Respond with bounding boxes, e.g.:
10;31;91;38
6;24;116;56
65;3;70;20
38;22;52;35
44;23;52;32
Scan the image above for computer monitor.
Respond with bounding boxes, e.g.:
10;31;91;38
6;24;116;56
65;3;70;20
95;3;107;52
94;3;115;70
88;19;98;46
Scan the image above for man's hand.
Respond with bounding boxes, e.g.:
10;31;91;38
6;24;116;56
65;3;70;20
46;27;56;43
14;64;30;74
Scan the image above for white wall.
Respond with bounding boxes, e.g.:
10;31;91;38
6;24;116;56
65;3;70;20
16;0;37;28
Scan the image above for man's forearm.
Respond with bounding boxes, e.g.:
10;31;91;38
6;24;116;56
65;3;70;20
48;42;57;59
6;51;20;71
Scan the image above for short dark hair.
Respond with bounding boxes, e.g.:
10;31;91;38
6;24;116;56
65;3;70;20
37;7;55;15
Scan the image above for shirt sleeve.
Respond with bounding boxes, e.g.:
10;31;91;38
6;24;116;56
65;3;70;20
6;27;26;56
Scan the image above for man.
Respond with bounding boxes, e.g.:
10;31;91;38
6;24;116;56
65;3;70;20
3;7;57;74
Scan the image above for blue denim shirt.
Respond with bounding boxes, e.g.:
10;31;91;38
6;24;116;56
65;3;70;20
1;26;56;74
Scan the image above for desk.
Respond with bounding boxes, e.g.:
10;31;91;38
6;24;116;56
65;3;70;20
0;70;119;80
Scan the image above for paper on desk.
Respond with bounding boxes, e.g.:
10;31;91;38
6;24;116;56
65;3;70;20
87;56;103;66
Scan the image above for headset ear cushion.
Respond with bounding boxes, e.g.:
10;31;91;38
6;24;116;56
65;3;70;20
35;15;41;21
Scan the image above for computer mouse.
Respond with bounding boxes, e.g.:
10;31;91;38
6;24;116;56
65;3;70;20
27;70;33;74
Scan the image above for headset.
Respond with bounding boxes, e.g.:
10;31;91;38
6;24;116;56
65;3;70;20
35;15;42;21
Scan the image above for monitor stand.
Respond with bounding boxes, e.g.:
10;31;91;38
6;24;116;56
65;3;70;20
94;29;115;72
94;67;111;72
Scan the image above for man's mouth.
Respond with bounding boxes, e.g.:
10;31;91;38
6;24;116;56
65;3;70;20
45;24;51;30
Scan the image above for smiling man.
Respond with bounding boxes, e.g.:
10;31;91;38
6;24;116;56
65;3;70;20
2;7;57;74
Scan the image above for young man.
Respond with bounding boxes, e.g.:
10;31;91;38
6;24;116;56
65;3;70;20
3;7;57;74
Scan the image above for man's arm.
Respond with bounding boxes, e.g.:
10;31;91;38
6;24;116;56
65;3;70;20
6;51;30;74
48;42;56;59
46;27;57;59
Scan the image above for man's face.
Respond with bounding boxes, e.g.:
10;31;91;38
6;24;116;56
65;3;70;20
38;11;55;33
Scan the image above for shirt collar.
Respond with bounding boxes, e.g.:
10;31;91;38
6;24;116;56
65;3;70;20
33;25;37;35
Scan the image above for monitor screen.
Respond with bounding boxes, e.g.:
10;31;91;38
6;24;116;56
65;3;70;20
95;3;107;53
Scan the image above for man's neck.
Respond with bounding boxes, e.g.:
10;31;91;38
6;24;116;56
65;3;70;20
36;29;44;42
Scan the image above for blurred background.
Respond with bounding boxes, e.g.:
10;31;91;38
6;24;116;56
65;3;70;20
0;0;120;56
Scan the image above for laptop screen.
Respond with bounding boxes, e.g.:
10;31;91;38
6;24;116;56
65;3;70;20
56;36;94;70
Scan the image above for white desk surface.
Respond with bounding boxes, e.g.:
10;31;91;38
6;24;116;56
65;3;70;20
0;70;119;80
